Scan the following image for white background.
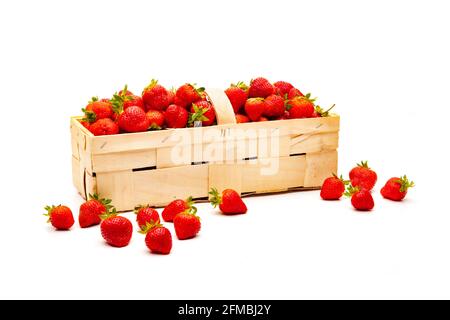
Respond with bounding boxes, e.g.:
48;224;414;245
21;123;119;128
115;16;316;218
0;0;449;299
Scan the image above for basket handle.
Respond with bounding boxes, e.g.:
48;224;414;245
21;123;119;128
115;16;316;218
205;88;237;125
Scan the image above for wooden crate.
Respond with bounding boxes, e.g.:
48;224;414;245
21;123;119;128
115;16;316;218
71;88;339;211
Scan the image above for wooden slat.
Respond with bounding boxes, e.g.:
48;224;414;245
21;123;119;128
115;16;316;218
72;156;83;196
96;170;134;210
93;149;157;173
290;132;339;155
304;150;338;187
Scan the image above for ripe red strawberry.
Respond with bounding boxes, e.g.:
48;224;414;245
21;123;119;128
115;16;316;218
320;174;349;200
89;118;119;136
287;88;304;99
146;110;165;130
162;197;196;222
345;185;374;211
173;211;201;240
349;161;377;191
100;211;133;247
79;194;114;228
248;77;274;98
82;97;113;123
245;98;265;122
139;221;172;254
381;176;415;201
189;101;216;127
80;120;91;130
263;94;285;118
123;95;144;110
275;110;290;120
209;188;247;215
235;114;249;123
273;81;294;96
167;88;175;105
117;106;150;133
311;104;336;118
44;205;74;230
142;79;170;111
287;93;315;119
134;205;160;230
176;83;205;108
225;82;248;113
165;104;189;128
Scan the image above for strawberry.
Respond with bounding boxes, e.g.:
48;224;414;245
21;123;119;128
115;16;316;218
100;210;133;247
89;118;119;136
312;104;336;118
381;175;415;201
146;110;165;130
320;174;349;200
345;185;374;211
259;116;268;121
162;197;196;222
225;82;248;113
82;97;113;123
165;104;189;128
167;87;176;105
139;221;172;254
235;114;250;123
273;81;294;96
80;120;91;130
123;95;144;110
263;94;285;118
349;161;377;191
287;93;315;119
118;87;133;96
248;77;274;98
287;88;304;99
79;194;114;228
245;98;265;122
176;83;205;108
117;106;150;133
134;205;160;230
173;210;201;240
209;188;247;215
189;101;216;127
44;205;74;230
142;79;169;111
275;110;290;120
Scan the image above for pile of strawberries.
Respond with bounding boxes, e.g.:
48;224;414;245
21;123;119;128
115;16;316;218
43;188;247;254
320;161;415;211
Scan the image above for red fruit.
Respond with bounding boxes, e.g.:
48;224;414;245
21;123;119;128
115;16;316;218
345;185;374;211
140;221;172;254
263;94;285;118
225;82;249;113
118;87;133;96
80;120;91;130
380;176;415;201
235;114;250;123
189;101;216;127
209;188;247;215
165;104;189;128
349;161;378;191
142;79;170;111
83;97;114;123
89;118;119;136
162;197;196;222
173;211;201;240
287;88;304;99
79;194;114;228
123;95;144;110
167;88;175;105
100;212;133;248
44;205;74;230
259;116;268;121
287;93;315;119
176;83;205;108
273;81;294;96
248;77;274;98
275;110;290;120
320;174;349;200
244;98;265;122
134;205;160;230
118;106;150;133
146;110;165;129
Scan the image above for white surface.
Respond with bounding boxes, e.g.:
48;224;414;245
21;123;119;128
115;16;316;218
0;0;449;299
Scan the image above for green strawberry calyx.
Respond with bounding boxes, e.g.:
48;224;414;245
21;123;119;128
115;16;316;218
315;104;336;117
100;208;118;221
185;196;198;214
188;103;210;126
357;161;371;169
138;221;163;235
143;79;159;93
332;173;350;185
396;175;415;192
88;193;114;214
81;108;97;123
133;204;151;215
110;84;133;115
344;184;360;198
208;187;222;208
43;205;58;223
231;81;249;91
188;83;206;97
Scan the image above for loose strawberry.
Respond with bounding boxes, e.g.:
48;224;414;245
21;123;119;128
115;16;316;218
381;175;415;201
209;188;247;215
235;114;250;123
248;77;274;98
320;174;349;200
273;81;294;96
100;210;133;247
142;79;169;111
117;106;150;133
134;205;160;230
79;194;114;228
165;104;189;128
189;101;216;127
173;210;201;240
162;197;196;222
82;97;114;123
139;221;172;254
287;93;315;119
225;82;248;113
287;88;304;99
44;205;74;230
146;110;165;130
245;98;265;122
345;185;374;211
263;94;285;118
176;83;205;108
349;161;378;191
312;104;336;118
89;118;119;136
